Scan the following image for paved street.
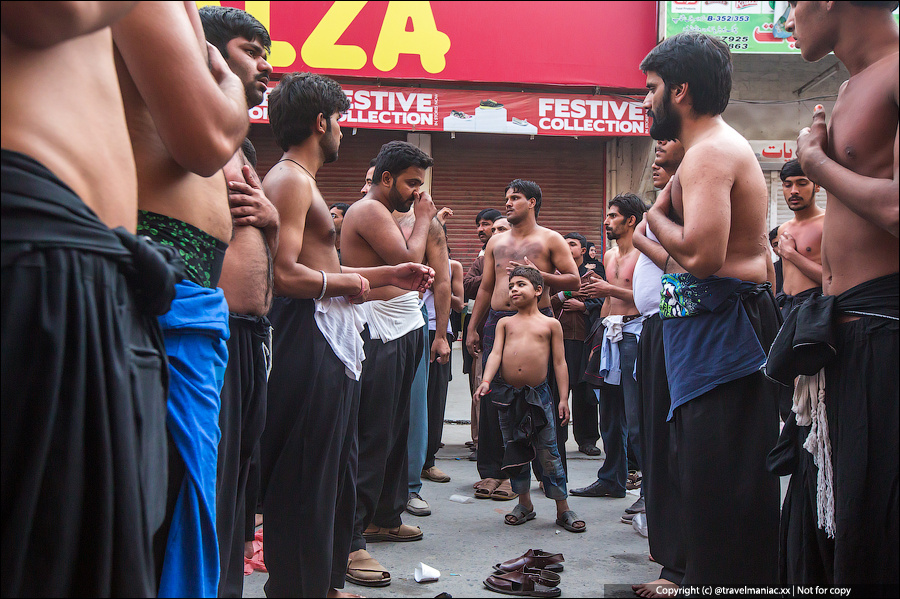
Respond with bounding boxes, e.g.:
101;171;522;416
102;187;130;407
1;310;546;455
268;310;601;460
243;343;662;598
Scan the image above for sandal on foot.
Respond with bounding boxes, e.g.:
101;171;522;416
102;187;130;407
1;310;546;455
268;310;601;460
555;510;586;533
504;504;536;526
346;550;391;587
363;523;423;542
491;479;518;501
474;478;500;499
484;570;561;597
494;549;564;574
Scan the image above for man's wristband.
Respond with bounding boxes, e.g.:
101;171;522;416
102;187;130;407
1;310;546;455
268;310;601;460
564;291;573;299
315;270;327;300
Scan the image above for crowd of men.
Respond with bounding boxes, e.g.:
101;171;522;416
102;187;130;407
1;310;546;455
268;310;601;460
1;1;897;598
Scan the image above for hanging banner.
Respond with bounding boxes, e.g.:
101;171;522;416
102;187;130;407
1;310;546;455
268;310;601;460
662;1;899;54
201;1;657;89
250;84;649;137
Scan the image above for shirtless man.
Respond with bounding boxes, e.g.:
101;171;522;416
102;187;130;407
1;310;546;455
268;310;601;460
466;179;580;501
198;7;275;597
261;79;432;597
113;4;251;596
331;202;351;259
571;194;647;526
1;4;181;596
784;1;898;585
774;158;824;317
491;217;511;234
641;32;782;585
341;141;438;588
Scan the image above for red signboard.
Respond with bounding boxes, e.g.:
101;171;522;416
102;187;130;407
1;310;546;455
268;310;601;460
209;1;658;89
250;84;649;137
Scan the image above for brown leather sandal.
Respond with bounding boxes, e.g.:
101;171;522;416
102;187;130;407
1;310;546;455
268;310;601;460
483;569;561;597
474;477;501;498
494;549;564;574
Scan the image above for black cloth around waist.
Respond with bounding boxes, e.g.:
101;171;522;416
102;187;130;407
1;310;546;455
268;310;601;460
765;273;899;386
1;148;184;316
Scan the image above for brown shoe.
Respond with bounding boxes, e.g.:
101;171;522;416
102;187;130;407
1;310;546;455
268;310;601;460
346;549;391;587
421;466;451;483
363;523;423;542
491;479;519;501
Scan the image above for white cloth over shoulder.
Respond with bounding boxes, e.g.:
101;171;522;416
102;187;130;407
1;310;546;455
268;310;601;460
314;296;367;381
598;315;645;385
362;291;425;342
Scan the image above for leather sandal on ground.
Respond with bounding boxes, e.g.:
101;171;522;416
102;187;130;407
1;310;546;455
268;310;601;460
491;479;518;501
474;477;501;499
483;570;561;597
345;550;391;587
494;549;565;574
362;523;423;542
504;504;536;526
555;510;586;533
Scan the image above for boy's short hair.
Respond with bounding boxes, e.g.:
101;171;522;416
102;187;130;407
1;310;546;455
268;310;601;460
779;159;806;182
564;232;587;249
509;266;543;291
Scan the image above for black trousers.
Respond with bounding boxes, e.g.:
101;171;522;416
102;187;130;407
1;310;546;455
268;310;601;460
261;298;360;596
216;314;270;598
637;314;685;585
824;315;899;587
424;330;453;469
672;291;781;586
567;339;600;447
351;325;424;551
1;245;168;598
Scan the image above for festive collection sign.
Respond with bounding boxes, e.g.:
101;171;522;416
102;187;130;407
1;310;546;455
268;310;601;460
250;84;649;137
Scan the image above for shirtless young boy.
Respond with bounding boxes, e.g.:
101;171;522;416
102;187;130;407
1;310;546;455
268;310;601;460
474;266;585;534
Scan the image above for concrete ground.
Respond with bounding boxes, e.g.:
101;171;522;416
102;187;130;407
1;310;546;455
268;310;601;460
243;342;663;597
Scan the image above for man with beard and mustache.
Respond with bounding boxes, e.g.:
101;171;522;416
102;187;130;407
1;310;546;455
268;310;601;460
466;179;580;502
198;7;276;596
773;158;824;320
571;194;646;520
340;141;438;588
640;32;782;586
776;1;898;587
260;79;434;597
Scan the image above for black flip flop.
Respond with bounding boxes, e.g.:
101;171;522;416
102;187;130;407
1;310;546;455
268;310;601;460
555;510;586;533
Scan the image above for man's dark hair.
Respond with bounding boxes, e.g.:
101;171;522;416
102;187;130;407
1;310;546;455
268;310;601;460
505;179;543;218
268;72;350;151
769;226;780;244
564;232;587;250
476;208;502;224
609;193;648;228
240;138;257;169
330;202;350;216
640;32;732;117
199;6;271;59
509;265;543;291
779;159;807;182
372;141;434;184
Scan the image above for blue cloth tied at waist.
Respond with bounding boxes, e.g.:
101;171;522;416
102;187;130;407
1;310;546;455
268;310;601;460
660;273;768;420
157;280;229;598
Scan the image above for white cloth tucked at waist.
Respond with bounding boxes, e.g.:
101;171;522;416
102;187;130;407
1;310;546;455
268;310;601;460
362;291;425;342
598;315;645;385
314;296;366;381
633;226;664;317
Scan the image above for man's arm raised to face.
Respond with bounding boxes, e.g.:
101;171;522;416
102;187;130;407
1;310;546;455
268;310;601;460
1;1;138;47
427;218;451;364
353;191;437;266
112;1;248;176
798;103;899;238
647;146;732;279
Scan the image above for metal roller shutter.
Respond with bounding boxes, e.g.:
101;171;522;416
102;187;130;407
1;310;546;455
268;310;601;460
430;132;607;270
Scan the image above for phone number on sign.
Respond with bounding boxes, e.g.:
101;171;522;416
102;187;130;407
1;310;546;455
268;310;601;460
706;16;750;22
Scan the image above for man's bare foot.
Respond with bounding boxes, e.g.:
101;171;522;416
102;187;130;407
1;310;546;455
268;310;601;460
632;578;678;598
327;589;364;598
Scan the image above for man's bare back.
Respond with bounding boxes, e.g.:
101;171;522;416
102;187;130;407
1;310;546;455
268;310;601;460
817;53;899;296
1;2;139;231
112;1;248;243
657;122;770;283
